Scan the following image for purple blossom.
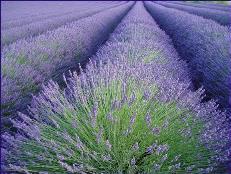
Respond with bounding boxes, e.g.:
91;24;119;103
76;136;84;150
130;157;136;166
156;144;169;155
132;142;139;151
96;127;103;144
153;164;161;172
143;90;151;100
129;113;137;126
128;92;136;106
105;140;112;151
102;154;111;161
151;127;161;135
161;154;168;163
106;113;114;122
146;143;157;155
145;112;152;128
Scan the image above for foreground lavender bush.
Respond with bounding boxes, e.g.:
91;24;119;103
1;2;125;46
154;1;231;26
2;60;230;173
1;2;133;129
2;2;230;173
145;2;231;109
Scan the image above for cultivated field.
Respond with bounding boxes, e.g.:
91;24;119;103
1;1;231;173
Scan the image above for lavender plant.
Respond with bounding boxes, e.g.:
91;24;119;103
2;60;230;173
1;2;126;46
2;2;230;173
1;2;133;130
154;1;231;26
145;2;231;109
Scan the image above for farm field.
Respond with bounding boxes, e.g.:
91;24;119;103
1;1;231;173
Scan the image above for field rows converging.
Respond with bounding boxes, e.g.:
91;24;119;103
1;1;231;174
168;1;231;12
1;2;133;130
1;2;128;46
145;1;231;109
1;1;122;30
154;1;231;26
1;1;121;22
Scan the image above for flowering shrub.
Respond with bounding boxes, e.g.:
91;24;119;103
3;61;230;173
2;2;230;173
1;2;133;130
145;2;231;109
155;1;231;26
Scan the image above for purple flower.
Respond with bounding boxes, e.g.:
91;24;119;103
130;157;136;166
152;127;161;135
132;142;139;151
145;112;152;128
105;140;112;151
129;113;137;126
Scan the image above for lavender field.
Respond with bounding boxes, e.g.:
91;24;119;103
1;1;231;173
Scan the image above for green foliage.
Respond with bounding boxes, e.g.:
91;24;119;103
8;77;211;173
186;1;230;5
143;51;163;63
17;55;27;65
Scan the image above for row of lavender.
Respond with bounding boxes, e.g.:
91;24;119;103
1;2;125;46
169;1;231;12
145;2;231;110
1;1;112;22
1;2;133;131
154;1;231;26
2;2;230;173
1;1;120;30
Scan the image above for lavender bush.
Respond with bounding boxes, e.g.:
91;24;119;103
3;60;230;173
2;2;230;173
145;2;231;109
1;2;133;130
154;1;231;26
1;2;126;46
